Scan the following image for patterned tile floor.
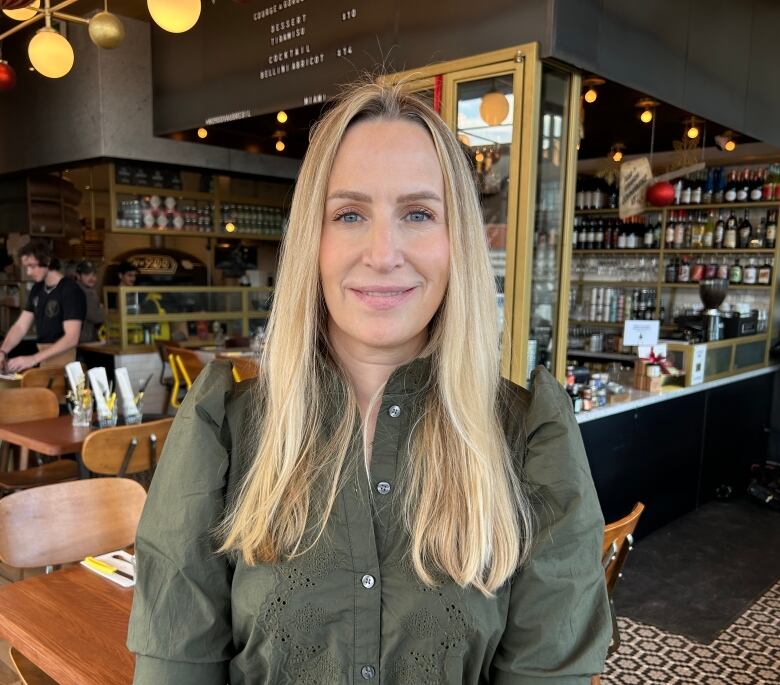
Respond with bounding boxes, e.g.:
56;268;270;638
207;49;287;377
603;581;780;684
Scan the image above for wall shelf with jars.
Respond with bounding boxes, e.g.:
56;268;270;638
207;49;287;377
567;163;780;378
108;162;289;241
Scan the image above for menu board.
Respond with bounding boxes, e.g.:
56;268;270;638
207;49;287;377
151;0;547;134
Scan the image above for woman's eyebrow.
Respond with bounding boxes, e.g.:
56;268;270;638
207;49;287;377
326;190;372;203
396;191;442;204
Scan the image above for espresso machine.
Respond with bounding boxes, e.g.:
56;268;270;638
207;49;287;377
699;278;728;341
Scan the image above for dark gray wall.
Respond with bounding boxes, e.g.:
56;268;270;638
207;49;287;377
550;0;780;147
0;15;298;178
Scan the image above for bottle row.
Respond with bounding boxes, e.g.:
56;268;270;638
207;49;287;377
575;164;780;210
573;209;778;251
665;257;774;285
663;209;776;250
570;287;661;324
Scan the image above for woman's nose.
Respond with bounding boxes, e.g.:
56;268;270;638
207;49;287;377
363;217;403;271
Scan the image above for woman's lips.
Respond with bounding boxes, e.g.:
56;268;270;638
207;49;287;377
348;286;418;310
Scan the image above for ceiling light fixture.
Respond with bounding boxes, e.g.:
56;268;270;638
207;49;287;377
3;0;41;21
636;98;659;124
715;130;737;152
147;0;201;34
479;90;510;126
685;116;701;140
610;143;625;163
582;76;605;104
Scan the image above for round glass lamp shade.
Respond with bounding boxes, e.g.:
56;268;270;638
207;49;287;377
28;28;74;79
147;0;201;33
3;0;39;21
479;91;510;126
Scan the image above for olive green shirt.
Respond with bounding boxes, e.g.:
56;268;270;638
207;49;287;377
128;358;611;684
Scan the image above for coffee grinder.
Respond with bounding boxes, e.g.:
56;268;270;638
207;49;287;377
699;278;728;341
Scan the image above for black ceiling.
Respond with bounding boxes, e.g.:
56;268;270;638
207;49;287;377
577;76;756;161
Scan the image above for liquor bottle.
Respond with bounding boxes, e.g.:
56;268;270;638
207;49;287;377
758;258;773;285
681;175;692;204
714;213;725;248
607;181;619;209
690;212;705;248
716;256;730;280
617;223;627;249
703;210;716;248
586;219;595;249
674;178;683;205
691;171;703;204
751;169;764;201
595;219;604;249
763;166;776;201
703;168;715;204
573;218;580;248
749;217;766;248
683;213;693;248
713;167;725;204
690;257;705;282
654;219;662;248
743;258;758;284
665;258;677;283
659;299;666;324
724;170;738;202
729;258;743;284
724;211;738;249
738;210;753;248
674;211;686;248
643;223;654;248
704;256;718;279
592;179;606;209
766;210;777;249
736;169;750;202
677;257;691;283
665;211;676;248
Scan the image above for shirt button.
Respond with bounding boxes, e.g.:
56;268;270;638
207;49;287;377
388;404;401;418
376;481;391;495
361;665;375;680
361;574;375;589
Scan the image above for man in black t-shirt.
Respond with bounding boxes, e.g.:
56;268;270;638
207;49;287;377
0;242;86;373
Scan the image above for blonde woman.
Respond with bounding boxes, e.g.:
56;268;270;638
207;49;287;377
128;82;611;684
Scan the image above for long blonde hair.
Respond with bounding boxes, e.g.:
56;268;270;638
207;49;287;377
219;80;533;594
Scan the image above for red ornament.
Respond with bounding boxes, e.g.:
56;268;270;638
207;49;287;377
0;62;16;92
0;1;36;8
646;180;675;207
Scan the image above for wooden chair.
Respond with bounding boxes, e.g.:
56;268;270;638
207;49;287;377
0;477;146;685
602;502;645;595
20;366;67;404
81;418;173;485
0;388;78;490
231;356;258;383
171;346;205;390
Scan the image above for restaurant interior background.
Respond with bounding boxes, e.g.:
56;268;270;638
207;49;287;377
0;2;775;684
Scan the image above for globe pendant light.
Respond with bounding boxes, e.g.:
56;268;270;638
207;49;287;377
147;0;201;33
88;6;125;50
3;0;40;21
28;25;74;78
479;91;510;127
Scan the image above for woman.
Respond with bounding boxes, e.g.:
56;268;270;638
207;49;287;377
128;82;611;684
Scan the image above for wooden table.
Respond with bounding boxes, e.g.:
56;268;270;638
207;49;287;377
0;565;133;685
0;415;92;474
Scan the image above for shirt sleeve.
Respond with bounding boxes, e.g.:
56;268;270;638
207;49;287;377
490;367;611;684
62;280;86;321
127;361;236;684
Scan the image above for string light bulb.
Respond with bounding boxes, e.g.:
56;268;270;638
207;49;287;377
685;117;701;139
582;76;605;105
716;130;737;152
275;139;285;152
610;143;625;163
276;111;287;123
225;222;236;233
197;127;207;139
724;139;736;152
636;98;659;124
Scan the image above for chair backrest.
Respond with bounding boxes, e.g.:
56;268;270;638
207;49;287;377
0;478;146;568
0;388;59;424
81;418;174;476
167;346;205;389
602;502;645;595
20;366;68;404
231;357;258;382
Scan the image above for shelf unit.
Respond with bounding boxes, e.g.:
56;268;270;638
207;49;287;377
568;199;780;372
107;163;287;241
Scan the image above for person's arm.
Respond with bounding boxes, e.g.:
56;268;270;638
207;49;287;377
128;362;235;684
0;310;35;368
490;368;611;684
6;320;82;372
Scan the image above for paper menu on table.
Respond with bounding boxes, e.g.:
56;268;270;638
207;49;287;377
87;367;110;415
114;367;140;419
65;361;85;395
80;550;135;588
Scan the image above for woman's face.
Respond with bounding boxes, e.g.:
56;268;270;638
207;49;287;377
320;118;450;358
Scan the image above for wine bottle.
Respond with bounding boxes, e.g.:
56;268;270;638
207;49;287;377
738;210;753;249
766;210;777;249
724;211;738;249
724;170;737;202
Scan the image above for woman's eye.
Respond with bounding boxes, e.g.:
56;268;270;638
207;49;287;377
406;209;433;222
335;211;362;223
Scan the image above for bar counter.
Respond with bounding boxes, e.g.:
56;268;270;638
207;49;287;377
579;363;779;538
